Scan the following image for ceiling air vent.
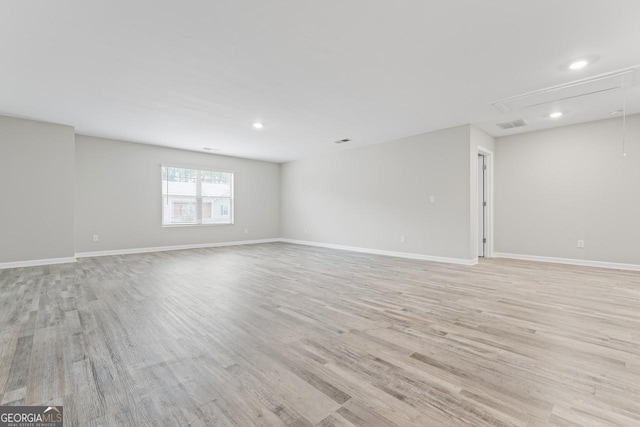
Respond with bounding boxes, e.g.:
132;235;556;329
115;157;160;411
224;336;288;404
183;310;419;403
496;119;528;130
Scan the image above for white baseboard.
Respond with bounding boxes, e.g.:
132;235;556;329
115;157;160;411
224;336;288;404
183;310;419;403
280;239;477;266
0;256;77;270
493;252;640;271
75;238;282;258
8;244;635;272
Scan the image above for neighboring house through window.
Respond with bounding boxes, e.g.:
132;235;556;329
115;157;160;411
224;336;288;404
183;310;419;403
162;165;233;225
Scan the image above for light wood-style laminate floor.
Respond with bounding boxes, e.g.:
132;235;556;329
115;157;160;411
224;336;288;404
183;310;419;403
1;243;640;426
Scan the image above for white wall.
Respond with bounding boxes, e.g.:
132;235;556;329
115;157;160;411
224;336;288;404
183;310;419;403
280;125;476;261
495;114;640;265
75;135;280;253
0;115;76;263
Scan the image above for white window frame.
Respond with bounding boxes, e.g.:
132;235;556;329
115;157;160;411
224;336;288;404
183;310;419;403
161;164;234;227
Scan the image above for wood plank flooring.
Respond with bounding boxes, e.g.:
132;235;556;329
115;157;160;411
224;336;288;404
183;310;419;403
1;242;640;426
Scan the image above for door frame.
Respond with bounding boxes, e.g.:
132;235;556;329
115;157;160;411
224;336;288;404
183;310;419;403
477;146;494;258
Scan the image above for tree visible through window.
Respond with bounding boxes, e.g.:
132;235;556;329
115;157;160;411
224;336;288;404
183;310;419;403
162;166;233;225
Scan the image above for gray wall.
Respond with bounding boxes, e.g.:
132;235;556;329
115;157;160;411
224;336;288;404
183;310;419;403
280;125;475;261
495;114;640;264
9;111;636;267
0;116;76;262
75;135;280;253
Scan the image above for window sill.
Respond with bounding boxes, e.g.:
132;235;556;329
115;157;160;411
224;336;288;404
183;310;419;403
162;223;234;228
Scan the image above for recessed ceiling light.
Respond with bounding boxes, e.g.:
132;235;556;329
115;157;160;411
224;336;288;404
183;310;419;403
569;60;588;70
252;122;264;129
549;112;563;119
334;138;350;144
611;110;623;116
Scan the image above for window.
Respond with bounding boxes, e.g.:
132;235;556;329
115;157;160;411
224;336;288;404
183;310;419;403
162;166;233;225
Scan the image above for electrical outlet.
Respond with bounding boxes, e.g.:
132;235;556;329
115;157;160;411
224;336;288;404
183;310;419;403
577;240;585;248
243;228;249;234
92;234;99;242
400;235;406;243
304;228;308;234
430;195;435;203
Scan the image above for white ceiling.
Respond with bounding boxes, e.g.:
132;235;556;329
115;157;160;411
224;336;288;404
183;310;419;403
2;1;640;163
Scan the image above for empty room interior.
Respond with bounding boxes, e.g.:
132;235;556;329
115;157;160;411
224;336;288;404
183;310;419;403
2;1;640;426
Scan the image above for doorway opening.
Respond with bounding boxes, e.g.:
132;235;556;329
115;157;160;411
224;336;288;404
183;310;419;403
477;148;493;258
478;154;486;257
